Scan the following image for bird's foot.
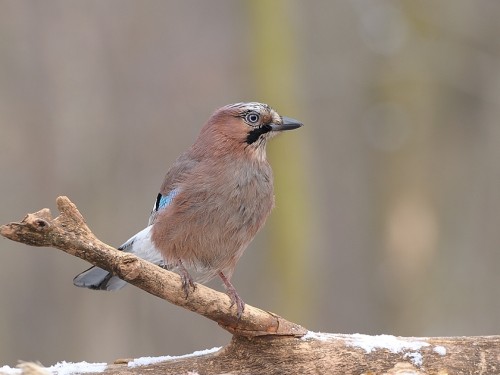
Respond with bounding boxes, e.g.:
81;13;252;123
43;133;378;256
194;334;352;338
181;273;196;298
160;262;175;271
177;261;196;298
218;272;245;319
226;287;245;319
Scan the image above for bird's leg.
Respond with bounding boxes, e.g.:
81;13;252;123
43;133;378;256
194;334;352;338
177;260;196;298
218;272;245;319
160;263;175;271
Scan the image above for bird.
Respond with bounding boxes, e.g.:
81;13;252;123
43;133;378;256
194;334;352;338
73;102;303;318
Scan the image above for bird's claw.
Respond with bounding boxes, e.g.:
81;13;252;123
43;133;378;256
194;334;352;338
177;261;196;298
226;286;245;319
218;271;245;319
180;272;196;298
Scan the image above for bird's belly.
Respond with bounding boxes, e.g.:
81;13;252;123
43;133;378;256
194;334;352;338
152;177;274;280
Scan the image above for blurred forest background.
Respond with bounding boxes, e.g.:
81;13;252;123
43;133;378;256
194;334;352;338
1;0;500;367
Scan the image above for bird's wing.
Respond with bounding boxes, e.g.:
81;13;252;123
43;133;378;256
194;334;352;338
118;187;180;252
75;153;199;290
147;187;180;226
118;150;202;250
148;150;201;226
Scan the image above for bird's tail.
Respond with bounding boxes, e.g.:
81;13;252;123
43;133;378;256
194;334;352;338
73;266;127;291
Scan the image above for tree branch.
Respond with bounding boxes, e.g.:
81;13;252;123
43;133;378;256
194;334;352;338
0;196;306;337
107;334;500;375
11;334;500;375
2;197;499;374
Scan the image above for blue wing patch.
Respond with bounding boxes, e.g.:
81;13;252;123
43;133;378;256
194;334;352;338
154;188;179;212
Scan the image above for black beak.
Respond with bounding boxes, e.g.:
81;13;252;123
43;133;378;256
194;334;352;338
271;116;303;132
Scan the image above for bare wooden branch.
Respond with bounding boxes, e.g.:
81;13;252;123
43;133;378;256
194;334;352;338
12;334;500;374
101;334;500;375
0;196;306;337
2;197;500;374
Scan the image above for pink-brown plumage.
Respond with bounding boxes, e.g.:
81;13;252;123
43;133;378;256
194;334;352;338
74;102;302;317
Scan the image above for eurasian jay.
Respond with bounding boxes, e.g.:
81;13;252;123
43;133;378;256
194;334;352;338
73;102;303;317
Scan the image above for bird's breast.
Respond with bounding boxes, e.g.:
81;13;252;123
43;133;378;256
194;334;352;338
228;163;274;227
151;157;275;277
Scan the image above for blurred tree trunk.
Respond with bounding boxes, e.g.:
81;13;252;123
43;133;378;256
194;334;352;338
245;0;312;323
373;2;440;334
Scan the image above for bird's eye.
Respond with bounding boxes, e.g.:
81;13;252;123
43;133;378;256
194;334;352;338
245;111;260;125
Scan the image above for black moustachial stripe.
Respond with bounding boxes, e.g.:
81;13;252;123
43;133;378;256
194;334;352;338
246;124;272;144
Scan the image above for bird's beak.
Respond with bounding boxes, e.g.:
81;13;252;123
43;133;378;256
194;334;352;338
271;116;303;132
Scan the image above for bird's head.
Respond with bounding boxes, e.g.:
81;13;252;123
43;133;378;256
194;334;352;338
198;102;303;160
